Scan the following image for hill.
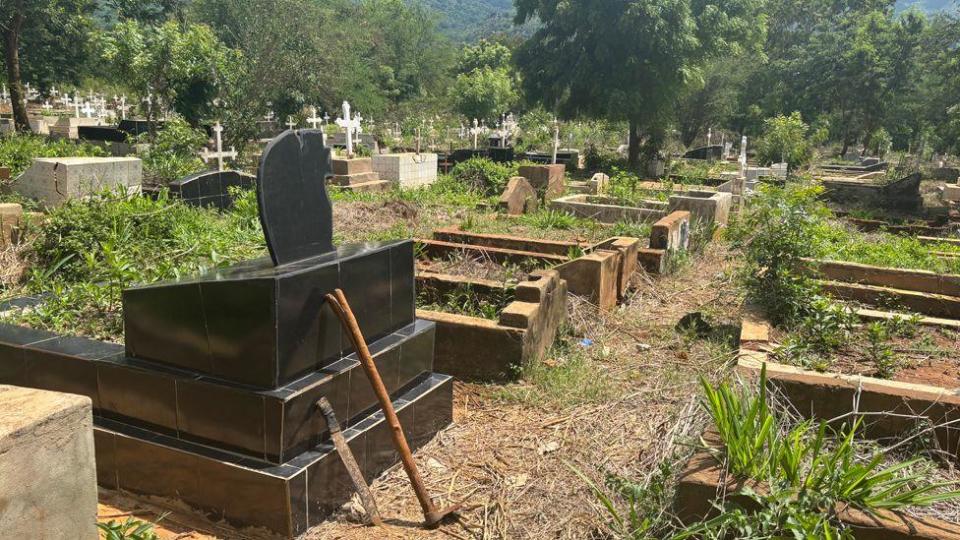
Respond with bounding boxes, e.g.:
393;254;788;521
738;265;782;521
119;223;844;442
420;0;527;42
896;0;956;12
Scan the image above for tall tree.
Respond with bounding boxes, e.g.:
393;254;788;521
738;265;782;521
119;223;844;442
0;0;93;131
513;0;765;166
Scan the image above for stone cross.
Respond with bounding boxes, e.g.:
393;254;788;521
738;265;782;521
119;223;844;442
50;86;59;98
264;111;275;122
335;101;361;157
199;121;238;172
707;128;712;146
551;118;560;165
74;96;80;118
286;116;297;130
41;101;52;112
81;101;95;118
306;107;322;129
739;136;748;173
118;95;128;120
470;119;482;149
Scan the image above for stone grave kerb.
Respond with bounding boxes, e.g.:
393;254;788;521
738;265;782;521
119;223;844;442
257;129;336;266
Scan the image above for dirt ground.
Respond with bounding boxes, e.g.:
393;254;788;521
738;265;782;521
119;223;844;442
97;242;745;539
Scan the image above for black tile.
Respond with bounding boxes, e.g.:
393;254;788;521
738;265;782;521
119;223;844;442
97;362;178;433
398;321;435;387
93;429;118;489
24;347;100;407
305;432;366;526
289;471;309;536
340;247;393;344
200;278;277;387
176;379;266;458
114;432;200;501
364;404;414;482
276;263;341;381
0;342;26;385
123;282;211;373
411;375;454;450
390;241;416;330
0;323;57;346
347;346;400;421
29;335;123;360
195;456;294;535
280;367;349;461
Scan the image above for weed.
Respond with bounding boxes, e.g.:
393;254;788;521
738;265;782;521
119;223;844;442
884;313;922;339
864;321;900;378
519;209;580;230
97;516;161;540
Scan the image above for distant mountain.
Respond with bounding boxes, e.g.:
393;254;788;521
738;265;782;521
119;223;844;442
420;0;528;42
896;0;957;12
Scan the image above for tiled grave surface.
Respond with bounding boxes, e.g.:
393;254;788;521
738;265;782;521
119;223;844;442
167;170;255;209
0;129;453;537
372;153;438;188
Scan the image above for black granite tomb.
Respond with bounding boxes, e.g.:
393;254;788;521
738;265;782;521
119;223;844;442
682;145;724;160
0;128;452;537
167;170;256;209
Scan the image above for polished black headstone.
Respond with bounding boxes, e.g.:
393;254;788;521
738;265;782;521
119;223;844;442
258;129;335;266
169;170;255;209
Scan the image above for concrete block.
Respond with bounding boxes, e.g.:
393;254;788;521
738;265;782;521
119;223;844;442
331;157;373;176
13;157;142;208
0;385;98;539
498;177;538;215
650;211;691;251
556;250;620;310
550;194;668;224
0;203;23;248
667;191;732;227
943;184;960;202
372;153;438;188
519;164;565;200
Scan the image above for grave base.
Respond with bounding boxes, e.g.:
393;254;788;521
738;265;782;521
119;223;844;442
95;373;453;537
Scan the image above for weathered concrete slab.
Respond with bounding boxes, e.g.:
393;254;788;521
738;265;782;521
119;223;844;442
550;194;667;223
0;385;97;539
519;164;565;200
498;177;538;215
13;157;142;207
0;203;23;248
372;153;438;188
667;191;732;227
650;211;691;251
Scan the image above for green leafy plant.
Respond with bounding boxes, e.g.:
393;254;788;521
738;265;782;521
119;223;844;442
449;158;516;195
137;117;208;184
97;516;160;540
756;111;818;169
864;321;900;378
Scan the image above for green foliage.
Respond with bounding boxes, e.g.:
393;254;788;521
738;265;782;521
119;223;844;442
97;516;160;540
864;321;900;379
449;157;515;195
0;135;106;179
456;39;512;73
100;20;242;125
13;189;263;340
137;116;208;184
417;282;514;319
451;67;518;123
870;127;893;158
518;209;580;230
756;112;816;169
728;183;831;325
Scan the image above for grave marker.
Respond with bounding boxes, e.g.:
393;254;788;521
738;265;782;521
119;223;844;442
335;101;361;157
198;121;237;172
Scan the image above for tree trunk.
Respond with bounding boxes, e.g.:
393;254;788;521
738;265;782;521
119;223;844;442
628;119;640;168
4;12;29;132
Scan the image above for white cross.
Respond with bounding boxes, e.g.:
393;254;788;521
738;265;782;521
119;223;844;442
199;121;238;172
335;101;361;157
707;128;712;146
41;101;52;111
264;111;275;122
286;115;297;130
118;95;128;120
1;85;7;102
81;101;94;118
50;86;59;97
739;136;748;173
470;119;483;149
306;106;322;129
74;96;81;118
551;118;560;164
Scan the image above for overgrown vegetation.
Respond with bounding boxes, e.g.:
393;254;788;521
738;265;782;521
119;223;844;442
417;282;514;320
137;117;208;184
0;135;106;180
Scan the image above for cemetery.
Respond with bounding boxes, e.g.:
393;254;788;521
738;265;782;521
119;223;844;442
4;0;960;537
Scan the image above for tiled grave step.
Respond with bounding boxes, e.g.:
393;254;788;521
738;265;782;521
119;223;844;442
94;373;454;538
0;319;436;464
123;240;416;388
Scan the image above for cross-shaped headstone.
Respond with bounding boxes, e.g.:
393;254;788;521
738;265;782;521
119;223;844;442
264;111;275;122
199;121;238;172
707;128;712;146
551;118;560;165
118;95;128;120
739;136;748;173
334;101;361;157
470;119;483;149
81;101;95;118
306;106;323;129
286;116;297;130
50;86;59;98
41;101;52;112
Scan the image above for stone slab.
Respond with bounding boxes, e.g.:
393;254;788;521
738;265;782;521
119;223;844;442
667;191;732;227
0;203;23;248
0;385;98;539
498;177;538;215
372;153;438;188
650;211;690;251
12;157;142;208
518;164;566;200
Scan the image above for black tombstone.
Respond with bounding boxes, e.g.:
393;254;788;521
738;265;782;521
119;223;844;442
0;128;453;537
682;145;724;160
167;170;256;210
78;125;129;143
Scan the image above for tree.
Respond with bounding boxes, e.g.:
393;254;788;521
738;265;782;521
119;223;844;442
451;66;518;122
514;0;765;166
457;39;512;73
756;112;818;169
0;0;94;131
676;58;746;148
100;20;242;129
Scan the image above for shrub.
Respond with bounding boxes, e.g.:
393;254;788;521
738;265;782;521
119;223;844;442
0;135;107;180
137;117;208;184
756;112;815;169
450;157;515;195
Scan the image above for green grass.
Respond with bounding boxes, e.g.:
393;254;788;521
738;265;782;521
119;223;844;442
416;282;514;320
